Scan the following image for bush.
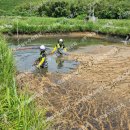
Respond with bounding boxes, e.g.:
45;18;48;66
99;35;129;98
95;0;130;19
38;1;70;17
76;14;87;20
5;0;129;19
37;1;87;18
0;9;7;16
13;4;37;16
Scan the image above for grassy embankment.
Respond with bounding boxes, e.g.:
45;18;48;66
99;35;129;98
0;35;49;129
0;17;130;36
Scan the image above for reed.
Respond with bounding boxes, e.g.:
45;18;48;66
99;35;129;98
0;35;49;129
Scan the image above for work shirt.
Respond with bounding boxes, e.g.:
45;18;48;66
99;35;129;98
37;51;48;68
52;43;67;54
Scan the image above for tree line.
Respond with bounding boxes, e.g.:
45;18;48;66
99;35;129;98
1;0;130;19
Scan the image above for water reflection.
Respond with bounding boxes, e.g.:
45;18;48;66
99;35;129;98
9;36;119;74
14;47;78;73
56;56;64;69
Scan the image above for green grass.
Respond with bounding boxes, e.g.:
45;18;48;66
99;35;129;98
0;16;130;36
0;0;90;13
0;35;49;129
0;0;43;13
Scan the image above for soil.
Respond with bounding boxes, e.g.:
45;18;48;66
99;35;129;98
6;32;103;39
17;44;130;130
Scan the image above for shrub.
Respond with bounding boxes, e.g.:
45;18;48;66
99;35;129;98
38;1;70;17
76;14;87;20
13;4;37;16
4;0;129;19
95;0;130;19
0;9;7;16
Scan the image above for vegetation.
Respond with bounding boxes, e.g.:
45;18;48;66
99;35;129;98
0;0;129;35
0;35;49;129
0;0;42;15
0;17;130;36
95;0;130;19
0;0;130;19
0;0;129;129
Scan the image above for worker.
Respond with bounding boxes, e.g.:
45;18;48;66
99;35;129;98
126;34;130;42
36;45;48;68
123;34;130;45
51;39;67;56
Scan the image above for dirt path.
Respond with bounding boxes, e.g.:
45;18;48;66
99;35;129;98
7;32;100;39
17;45;130;130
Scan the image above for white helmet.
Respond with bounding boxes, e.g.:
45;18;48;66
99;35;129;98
59;39;63;43
40;45;46;50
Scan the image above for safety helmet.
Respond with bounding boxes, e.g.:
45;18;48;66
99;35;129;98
40;45;46;51
59;39;64;43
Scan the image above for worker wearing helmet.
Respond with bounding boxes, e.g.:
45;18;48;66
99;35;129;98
37;45;48;68
51;39;67;55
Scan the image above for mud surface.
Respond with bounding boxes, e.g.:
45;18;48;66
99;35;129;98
7;32;98;39
17;45;130;130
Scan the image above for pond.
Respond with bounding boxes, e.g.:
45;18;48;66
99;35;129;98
8;35;123;73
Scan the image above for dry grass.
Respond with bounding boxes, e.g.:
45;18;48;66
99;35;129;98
17;45;130;130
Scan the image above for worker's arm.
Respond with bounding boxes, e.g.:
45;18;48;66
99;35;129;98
37;57;45;68
64;47;67;52
62;44;67;52
51;46;57;54
51;44;60;54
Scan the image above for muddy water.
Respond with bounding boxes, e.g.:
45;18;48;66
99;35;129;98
13;48;79;73
8;36;123;73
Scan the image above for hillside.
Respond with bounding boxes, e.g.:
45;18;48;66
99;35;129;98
0;0;129;19
0;0;43;13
